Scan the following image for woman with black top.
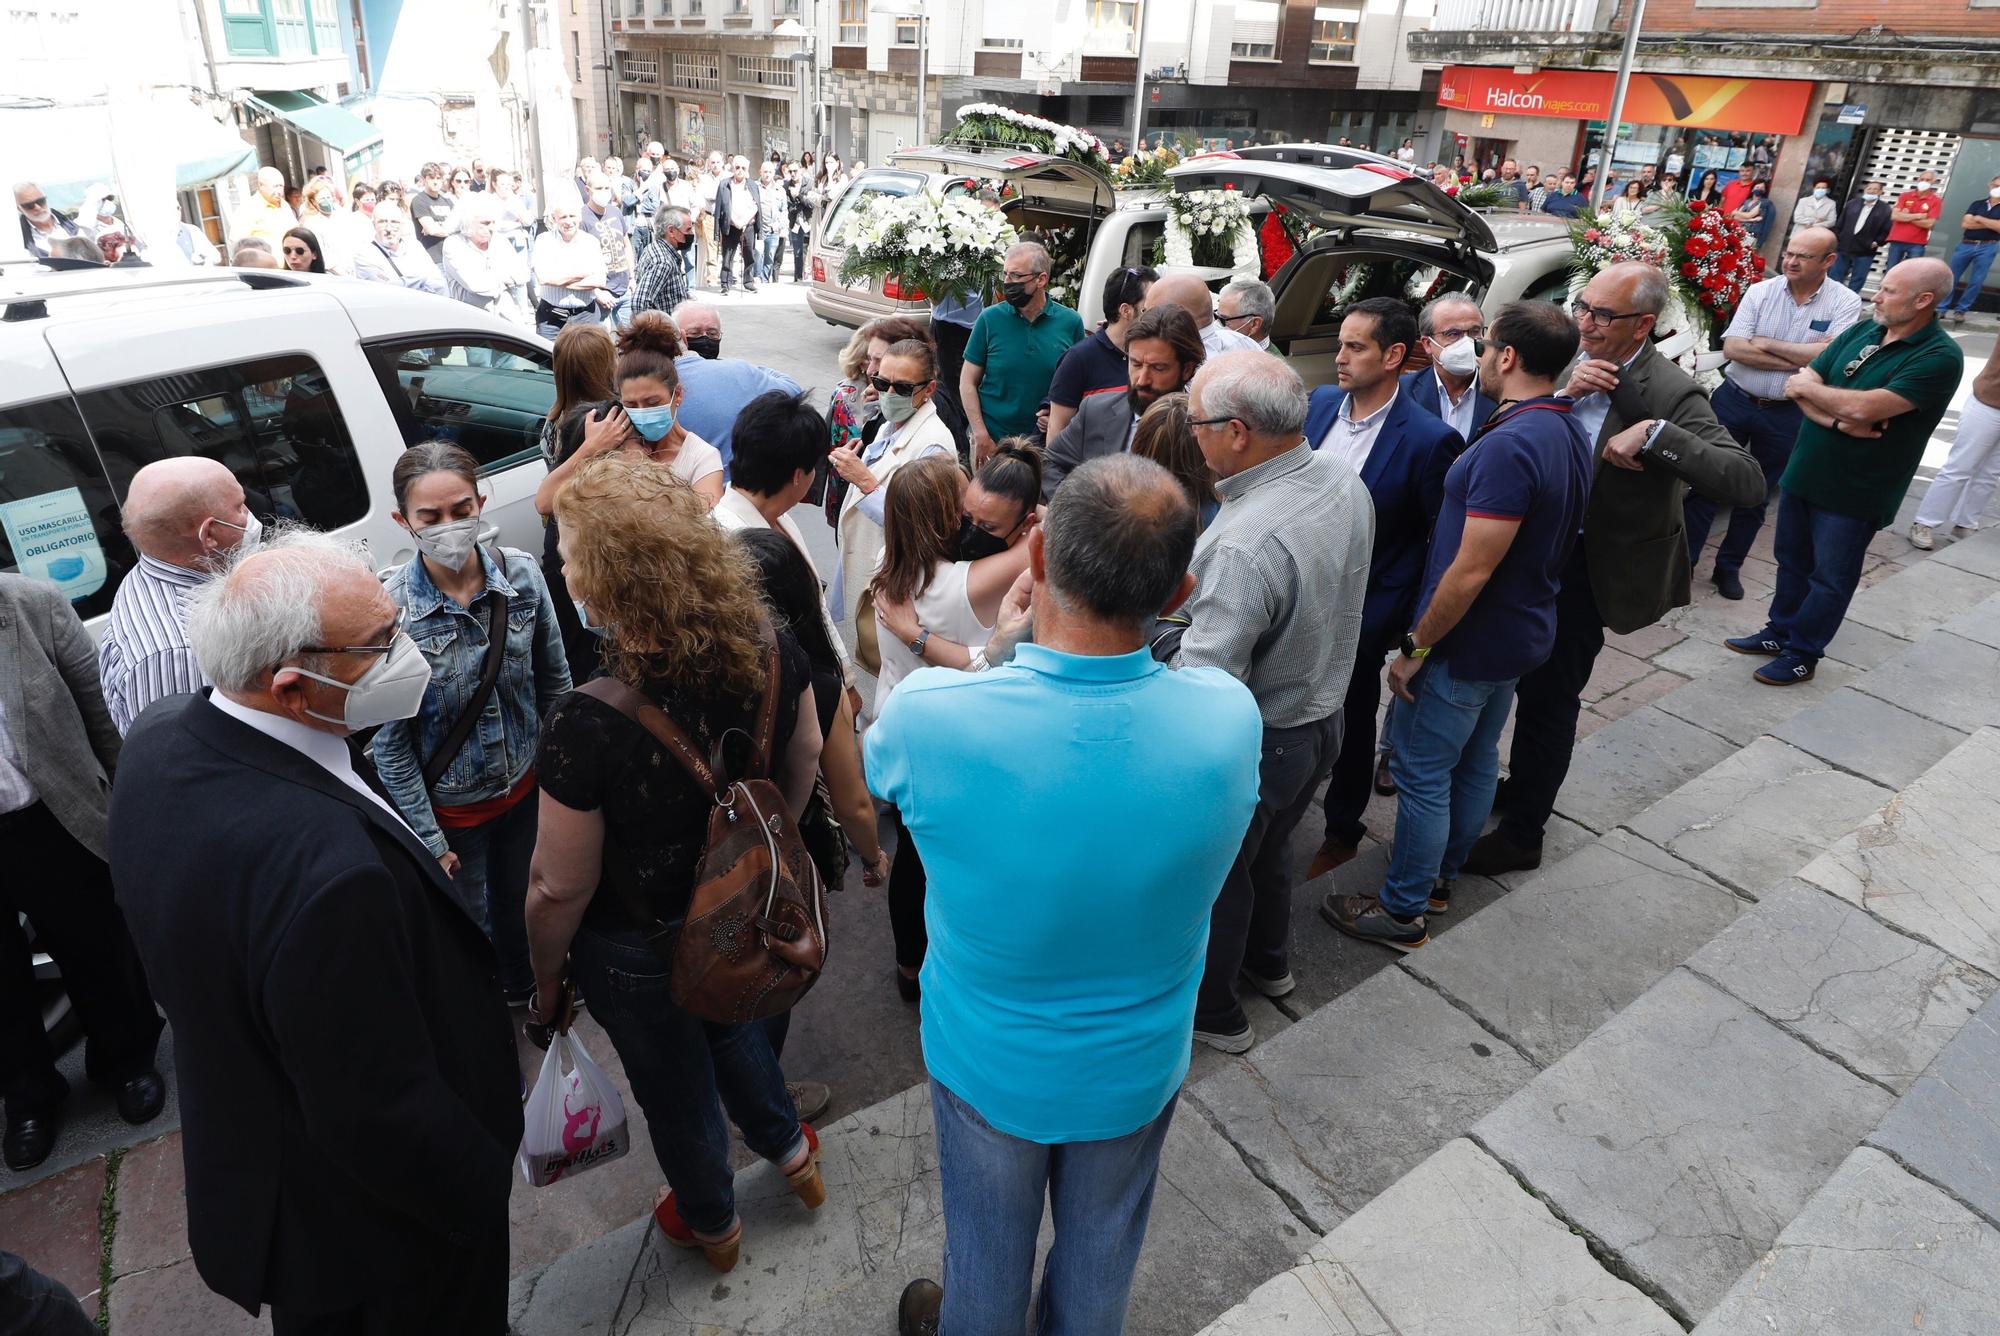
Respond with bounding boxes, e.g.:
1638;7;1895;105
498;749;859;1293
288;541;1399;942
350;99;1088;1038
526;452;827;1275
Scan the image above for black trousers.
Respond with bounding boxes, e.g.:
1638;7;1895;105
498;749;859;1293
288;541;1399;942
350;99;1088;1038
267;1233;508;1335
0;802;162;1110
1318;621;1400;847
790;227;811;280
1496;544;1607;850
888;809;928;971
719;224;757;291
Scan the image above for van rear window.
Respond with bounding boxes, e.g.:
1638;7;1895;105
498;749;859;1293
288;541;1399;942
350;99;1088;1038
0;396;129;619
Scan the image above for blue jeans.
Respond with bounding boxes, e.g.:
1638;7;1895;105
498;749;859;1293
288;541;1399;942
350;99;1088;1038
1828;251;1874;293
756;230;781;282
1946;241;1998;314
1765;488;1876;661
931;1079;1174;1336
1684;377;1802;576
1382;657;1516;918
567;926;803;1235
1883;240;1928;271
444;793;538;998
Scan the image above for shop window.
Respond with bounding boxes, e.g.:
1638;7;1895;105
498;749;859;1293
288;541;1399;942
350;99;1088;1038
362;339;556;473
0;395;129;620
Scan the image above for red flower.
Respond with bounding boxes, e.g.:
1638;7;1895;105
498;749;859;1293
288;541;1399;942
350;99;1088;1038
1586;228;1603;242
1686;237;1711;259
1257;211;1294;281
1682;261;1700;278
1689;200;1707;213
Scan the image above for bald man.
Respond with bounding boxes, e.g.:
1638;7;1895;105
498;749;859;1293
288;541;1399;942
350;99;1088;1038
1728;256;1963;684
1146;273;1261;360
98;458;262;735
667;299;802;473
233;166;297;248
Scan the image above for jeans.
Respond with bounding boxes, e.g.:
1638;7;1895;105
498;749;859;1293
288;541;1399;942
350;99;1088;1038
931;1079;1174;1336
790;227;811;280
756;230;781;282
1685;378;1802;576
1828;251;1874;293
1883;240;1927;271
1319;621;1400;846
1194;713;1342;1034
444;795;538;999
1382;658;1517;918
1915;395;2000;531
1945;240;1998;314
567;926;802;1235
1765;488;1878;661
1495;543;1603;852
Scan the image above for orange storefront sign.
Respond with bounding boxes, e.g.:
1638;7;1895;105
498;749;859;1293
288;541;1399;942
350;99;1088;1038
1437;65;1814;136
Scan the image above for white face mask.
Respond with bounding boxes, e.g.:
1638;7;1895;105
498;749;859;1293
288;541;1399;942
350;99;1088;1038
1990;187;2000;200
209;511;263;555
291;636;433;730
408;516;480;570
1918;181;1936;192
1434;336;1481;378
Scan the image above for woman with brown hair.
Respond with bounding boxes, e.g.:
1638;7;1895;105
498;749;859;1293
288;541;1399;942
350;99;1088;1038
526;452;826;1274
536;320;618;470
1131;392;1220;530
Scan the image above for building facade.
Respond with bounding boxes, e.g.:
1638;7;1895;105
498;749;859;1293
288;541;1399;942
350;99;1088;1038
603;0;815;163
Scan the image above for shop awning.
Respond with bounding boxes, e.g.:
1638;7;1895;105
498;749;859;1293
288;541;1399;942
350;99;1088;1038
2;96;257;211
246;89;385;157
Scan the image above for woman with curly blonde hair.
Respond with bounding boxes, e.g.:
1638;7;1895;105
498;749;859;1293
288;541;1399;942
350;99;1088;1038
525;452;827;1275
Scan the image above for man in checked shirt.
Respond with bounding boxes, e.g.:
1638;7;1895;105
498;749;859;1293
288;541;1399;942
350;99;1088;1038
628;206;695;320
98;457;264;735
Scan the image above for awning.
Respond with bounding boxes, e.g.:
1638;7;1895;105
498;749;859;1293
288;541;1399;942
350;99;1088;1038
246;89;385;157
2;96;257;211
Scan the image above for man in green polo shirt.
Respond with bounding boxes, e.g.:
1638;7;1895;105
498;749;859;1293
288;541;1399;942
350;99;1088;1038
960;241;1085;465
1726;257;1963;684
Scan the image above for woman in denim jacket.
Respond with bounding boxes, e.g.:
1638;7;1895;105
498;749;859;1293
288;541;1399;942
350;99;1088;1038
373;442;573;1002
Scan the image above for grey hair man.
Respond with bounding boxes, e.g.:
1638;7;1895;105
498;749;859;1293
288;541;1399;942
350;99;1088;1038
1146;273;1261;359
352;202;447;294
234;166;297;248
867;453;1263;1336
631;204;694;317
99;458;263;735
15;179;84;258
667;299;804;470
962;239;1086;463
1408;292;1495;439
109;526;521;1326
1175;349;1374;1051
1216;277;1278;352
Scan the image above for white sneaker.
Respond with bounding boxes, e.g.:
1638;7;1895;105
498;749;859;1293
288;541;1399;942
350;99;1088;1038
1954;526;1977;540
1909;522;1935;550
1192;1023;1255;1054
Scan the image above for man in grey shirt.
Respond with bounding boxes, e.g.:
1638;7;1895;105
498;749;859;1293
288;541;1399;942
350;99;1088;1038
1175;350;1375;1052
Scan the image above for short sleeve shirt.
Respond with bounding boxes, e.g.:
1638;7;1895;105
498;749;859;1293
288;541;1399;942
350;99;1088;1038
536;632;811;933
1045;326;1128;410
964;300;1086;441
408;191;453;256
1962;198;2000;244
1415;397;1593;683
1888;190;1942;246
1780;318;1965;528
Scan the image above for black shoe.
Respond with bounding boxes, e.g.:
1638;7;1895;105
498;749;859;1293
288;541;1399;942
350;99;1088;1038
1427;879;1455;915
1460;830;1543;877
1319;893;1429;952
1712;568;1745;601
899;1278;943;1335
3;1102;61;1171
1373;755;1397;796
114;1071;167;1125
895;968;921;1003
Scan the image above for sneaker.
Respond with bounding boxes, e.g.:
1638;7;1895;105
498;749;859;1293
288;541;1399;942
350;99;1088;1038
1192;1022;1255;1054
1754;651;1817;685
1711;567;1745;601
1460;829;1542;876
1239;967;1296;999
1724;629;1783;656
787;1079;831;1125
898;1278;943;1336
1319;892;1429;952
1954;526;1976;540
1427;879;1456;915
1910;522;1936;551
1306;835;1360;879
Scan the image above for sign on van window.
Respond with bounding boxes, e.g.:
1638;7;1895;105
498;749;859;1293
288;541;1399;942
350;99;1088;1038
0;487;107;602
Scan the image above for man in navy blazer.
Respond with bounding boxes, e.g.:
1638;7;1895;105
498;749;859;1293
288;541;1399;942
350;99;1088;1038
1399;293;1497;441
1300;297;1463;875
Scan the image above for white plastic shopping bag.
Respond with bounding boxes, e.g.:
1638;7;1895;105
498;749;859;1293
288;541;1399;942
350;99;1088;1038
518;1030;630;1186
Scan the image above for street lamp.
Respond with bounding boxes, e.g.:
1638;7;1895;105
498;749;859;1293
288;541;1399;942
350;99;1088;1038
775;16;816;160
871;0;927;150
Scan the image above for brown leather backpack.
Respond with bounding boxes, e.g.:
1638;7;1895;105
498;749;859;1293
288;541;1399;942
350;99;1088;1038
579;643;829;1024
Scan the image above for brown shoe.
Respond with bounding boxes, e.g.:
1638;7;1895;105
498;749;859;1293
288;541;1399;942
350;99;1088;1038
1373;755;1397;796
1307;835;1360;879
1319;892;1429;952
785;1122;826;1209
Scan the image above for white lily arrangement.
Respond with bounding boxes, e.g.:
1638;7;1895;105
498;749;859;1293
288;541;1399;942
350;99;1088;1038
835;191;1020;306
946;103;1112;170
1162;189;1259;278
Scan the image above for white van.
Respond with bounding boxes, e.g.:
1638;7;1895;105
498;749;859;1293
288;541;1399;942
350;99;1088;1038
0;263;556;637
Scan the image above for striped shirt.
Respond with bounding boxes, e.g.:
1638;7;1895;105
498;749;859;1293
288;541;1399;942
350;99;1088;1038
99;555;209;736
1723;274;1864;401
1174;442;1375;728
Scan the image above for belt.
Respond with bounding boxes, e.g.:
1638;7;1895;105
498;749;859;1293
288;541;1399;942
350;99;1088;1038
1723;380;1796;411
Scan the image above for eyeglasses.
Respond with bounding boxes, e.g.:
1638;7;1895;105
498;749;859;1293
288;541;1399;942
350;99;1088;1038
1216;311;1257;326
868;374;932;396
17;196;47;212
1571;300;1646;326
303;610;407;656
1188;414;1238;430
1430;324;1485;342
1843;344;1882;378
1780;250;1833;264
1001;271;1042;284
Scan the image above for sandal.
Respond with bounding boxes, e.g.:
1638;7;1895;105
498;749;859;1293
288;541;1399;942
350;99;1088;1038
784;1121;826;1210
652;1187;742;1272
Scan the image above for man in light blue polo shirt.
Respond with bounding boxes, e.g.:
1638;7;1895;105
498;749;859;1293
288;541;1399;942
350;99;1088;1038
866;455;1261;1336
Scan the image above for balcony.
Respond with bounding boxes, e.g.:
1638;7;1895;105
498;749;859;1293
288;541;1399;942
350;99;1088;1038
1427;0;1606;32
1410;0;1622;67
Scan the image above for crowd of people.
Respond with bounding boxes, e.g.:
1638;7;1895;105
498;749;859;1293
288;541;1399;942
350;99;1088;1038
4;132;1993;1336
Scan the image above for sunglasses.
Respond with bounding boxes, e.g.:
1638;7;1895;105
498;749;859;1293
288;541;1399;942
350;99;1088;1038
868;374;931;396
18;196;48;211
282;245;311;257
1843;344;1882;379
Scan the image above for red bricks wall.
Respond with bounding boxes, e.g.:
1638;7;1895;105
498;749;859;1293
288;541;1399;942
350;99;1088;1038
1609;0;1999;38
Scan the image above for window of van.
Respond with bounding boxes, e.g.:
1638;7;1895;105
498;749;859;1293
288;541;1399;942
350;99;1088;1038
0;395;130;619
820;173;923;247
363;339;555;473
75;354;370;538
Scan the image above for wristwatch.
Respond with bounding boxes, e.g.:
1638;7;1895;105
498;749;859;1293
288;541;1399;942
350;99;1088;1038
1400;632;1431;660
967;647;991;673
1639;419;1667;455
909;627;931;657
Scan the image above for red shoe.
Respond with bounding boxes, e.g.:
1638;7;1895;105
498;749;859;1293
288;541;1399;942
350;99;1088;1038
652;1187;742;1272
785;1121;826;1209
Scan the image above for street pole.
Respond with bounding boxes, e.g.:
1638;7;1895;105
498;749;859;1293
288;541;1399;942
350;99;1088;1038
916;3;928;147
1130;0;1152;152
519;0;548;216
1591;0;1645;214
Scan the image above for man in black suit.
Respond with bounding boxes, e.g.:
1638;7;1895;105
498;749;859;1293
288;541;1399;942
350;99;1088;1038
1041;304;1205;499
1830;180;1892;293
1400;294;1498;441
110;530;522;1334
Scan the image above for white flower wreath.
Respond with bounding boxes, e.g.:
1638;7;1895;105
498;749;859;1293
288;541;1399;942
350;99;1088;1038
1162;189;1259;279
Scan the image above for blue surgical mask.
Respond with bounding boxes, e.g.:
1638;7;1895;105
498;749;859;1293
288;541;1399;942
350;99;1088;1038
573;598;604;634
625;403;675;441
1813;187;1828;198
